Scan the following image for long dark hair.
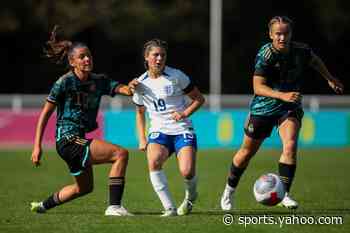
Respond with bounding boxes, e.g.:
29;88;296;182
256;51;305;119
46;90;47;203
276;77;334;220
43;25;88;65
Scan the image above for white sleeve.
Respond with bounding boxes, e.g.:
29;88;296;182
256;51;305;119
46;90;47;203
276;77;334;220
132;88;144;106
177;70;191;90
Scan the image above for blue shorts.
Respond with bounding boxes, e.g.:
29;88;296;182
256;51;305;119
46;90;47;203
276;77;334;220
148;132;197;156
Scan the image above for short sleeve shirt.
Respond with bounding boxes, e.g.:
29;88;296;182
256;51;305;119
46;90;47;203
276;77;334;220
132;66;195;135
47;71;119;139
250;42;313;116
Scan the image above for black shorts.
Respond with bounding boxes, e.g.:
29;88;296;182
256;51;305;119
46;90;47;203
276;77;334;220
56;136;92;176
244;108;304;139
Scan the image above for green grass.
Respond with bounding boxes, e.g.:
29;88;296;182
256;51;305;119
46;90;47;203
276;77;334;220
0;148;349;233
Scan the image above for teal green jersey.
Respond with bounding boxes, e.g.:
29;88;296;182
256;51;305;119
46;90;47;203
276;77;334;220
47;71;119;140
250;42;313;116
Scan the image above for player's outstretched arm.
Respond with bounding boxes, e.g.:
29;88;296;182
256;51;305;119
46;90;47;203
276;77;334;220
115;84;133;96
309;53;344;94
31;101;56;167
114;79;139;96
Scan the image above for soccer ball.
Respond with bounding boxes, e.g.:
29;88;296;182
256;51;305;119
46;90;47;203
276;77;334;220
253;173;285;206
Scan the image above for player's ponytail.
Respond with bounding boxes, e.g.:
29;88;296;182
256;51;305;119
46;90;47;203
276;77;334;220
43;25;89;70
43;25;73;64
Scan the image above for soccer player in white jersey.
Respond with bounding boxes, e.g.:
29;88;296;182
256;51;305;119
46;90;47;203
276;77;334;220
133;39;205;217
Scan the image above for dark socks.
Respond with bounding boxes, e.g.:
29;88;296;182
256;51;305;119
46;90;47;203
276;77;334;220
109;177;125;206
43;192;62;210
278;162;296;192
227;163;246;188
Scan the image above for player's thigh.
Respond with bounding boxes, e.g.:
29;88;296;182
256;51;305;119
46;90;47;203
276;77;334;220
89;139;127;164
244;114;275;140
177;146;196;173
278;117;301;144
147;143;170;167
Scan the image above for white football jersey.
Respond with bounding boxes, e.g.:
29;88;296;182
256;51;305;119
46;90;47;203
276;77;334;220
133;66;195;135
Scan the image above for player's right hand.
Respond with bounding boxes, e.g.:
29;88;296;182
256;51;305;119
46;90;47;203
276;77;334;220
31;147;42;167
279;92;302;103
138;141;147;152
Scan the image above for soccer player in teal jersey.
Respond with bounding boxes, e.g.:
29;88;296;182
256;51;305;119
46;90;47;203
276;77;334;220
220;16;344;210
30;26;138;216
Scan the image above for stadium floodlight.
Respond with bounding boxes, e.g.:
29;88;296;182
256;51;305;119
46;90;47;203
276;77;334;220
209;0;222;111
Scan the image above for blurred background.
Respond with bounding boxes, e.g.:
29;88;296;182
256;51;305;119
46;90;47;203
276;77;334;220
1;0;350;95
1;3;349;229
0;0;349;148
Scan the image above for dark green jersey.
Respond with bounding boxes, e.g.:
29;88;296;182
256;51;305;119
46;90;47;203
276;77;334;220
250;42;313;116
47;71;119;140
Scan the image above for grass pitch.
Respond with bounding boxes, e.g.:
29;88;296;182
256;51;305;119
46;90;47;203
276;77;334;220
0;148;349;233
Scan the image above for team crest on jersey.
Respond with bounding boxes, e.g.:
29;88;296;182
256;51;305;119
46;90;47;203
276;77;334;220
163;85;174;95
149;132;160;139
247;123;254;133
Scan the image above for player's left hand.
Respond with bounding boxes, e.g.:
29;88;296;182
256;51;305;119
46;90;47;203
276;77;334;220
171;111;186;121
328;78;344;94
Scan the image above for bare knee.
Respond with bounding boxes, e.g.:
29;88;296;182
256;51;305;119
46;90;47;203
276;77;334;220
113;148;129;164
179;166;194;179
149;160;162;171
148;157;163;171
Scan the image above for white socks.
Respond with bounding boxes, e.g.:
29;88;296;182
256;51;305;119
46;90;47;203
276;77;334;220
184;176;198;201
150;170;176;210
